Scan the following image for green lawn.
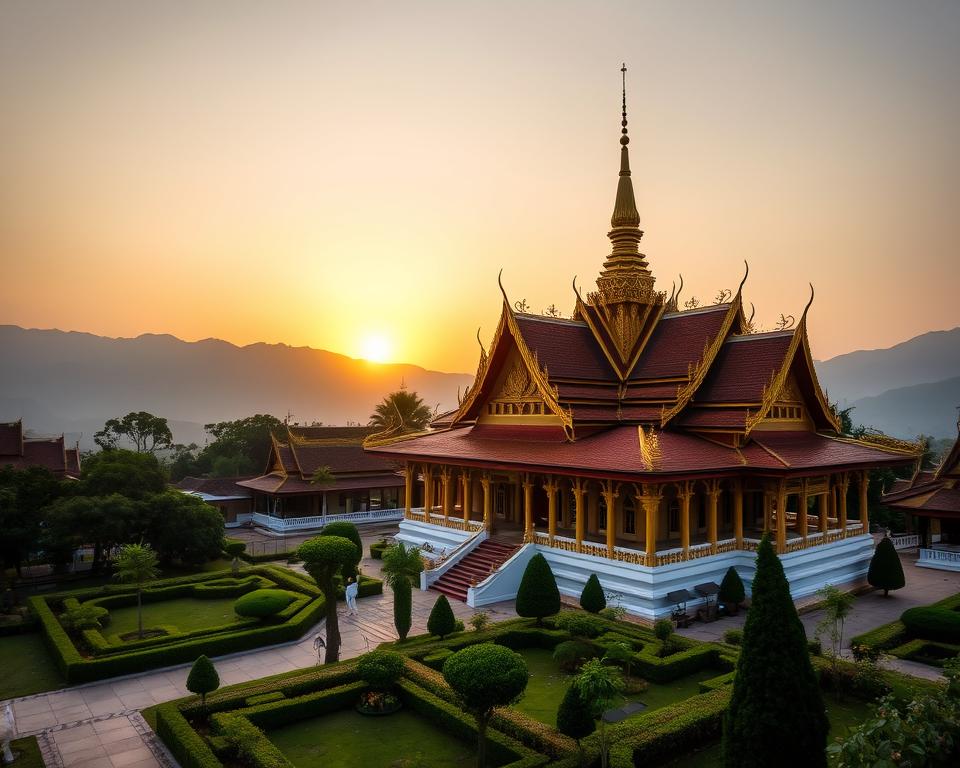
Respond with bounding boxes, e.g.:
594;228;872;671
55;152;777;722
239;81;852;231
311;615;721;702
106;596;243;638
0;633;66;700
511;648;717;726
269;708;482;768
664;694;875;767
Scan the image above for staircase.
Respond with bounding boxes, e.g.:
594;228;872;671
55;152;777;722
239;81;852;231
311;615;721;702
429;539;519;602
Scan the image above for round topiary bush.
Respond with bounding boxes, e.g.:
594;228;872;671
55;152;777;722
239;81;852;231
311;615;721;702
233;589;298;619
357;649;405;690
554;611;605;638
320;521;362;579
901;606;960;643
553;640;598;672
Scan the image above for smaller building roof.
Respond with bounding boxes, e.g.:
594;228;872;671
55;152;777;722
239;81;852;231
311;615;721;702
175;476;254;499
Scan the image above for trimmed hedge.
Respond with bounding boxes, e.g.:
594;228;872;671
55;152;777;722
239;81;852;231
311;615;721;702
851;591;960;656
212;713;292;768
157;703;221;768
369;540;390;559
30;566;381;684
234;589;299;619
901;606;960;644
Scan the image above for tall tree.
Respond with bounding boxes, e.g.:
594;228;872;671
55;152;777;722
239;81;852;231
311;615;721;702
298;536;358;663
113;542;160;639
95;412;173;453
81;450;167;499
202;414;286;473
143;491;225;565
723;535;828;768
867;536;906;597
369;388;434;432
381;542;423;641
0;466;63;574
574;658;624;768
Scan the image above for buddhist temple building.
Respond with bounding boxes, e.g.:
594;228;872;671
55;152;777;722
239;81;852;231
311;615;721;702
174;476;255;527
238;425;406;532
883;416;960;572
365;71;920;618
0;420;81;479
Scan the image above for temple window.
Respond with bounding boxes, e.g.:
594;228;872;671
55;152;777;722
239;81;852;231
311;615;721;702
598;495;608;532
668;500;679;533
623;498;636;534
770;404;803;420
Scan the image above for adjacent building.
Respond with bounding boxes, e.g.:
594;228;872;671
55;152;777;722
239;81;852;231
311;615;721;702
0;420;81;479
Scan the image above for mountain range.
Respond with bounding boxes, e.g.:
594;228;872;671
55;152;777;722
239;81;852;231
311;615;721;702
0;323;957;449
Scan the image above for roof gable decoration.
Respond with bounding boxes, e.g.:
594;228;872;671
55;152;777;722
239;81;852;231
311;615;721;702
638;425;662;470
452;284;575;439
266;433;289;477
934;418;960;481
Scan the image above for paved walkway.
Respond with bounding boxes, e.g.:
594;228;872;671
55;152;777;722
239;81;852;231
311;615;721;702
4;536;517;768
677;550;960;680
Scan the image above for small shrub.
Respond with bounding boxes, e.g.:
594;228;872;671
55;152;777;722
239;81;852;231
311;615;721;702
807;638;822;656
428;594;457;639
556;680;595;758
851;643;883;663
59;604;109;631
515;554;561;625
719;566;746;608
867;536;905;597
357;650;405;690
223;541;247;557
901;606;960;644
554;611;605;638
654;619;674;642
599;605;626;622
469;612;490;632
186;655;220;708
580;574;606;613
233;589;298;619
370;539;390;559
723;629;743;647
454;619;465;633
553;640;598;672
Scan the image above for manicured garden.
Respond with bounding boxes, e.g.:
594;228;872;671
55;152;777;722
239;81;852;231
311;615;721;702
0;632;66;700
851;590;960;667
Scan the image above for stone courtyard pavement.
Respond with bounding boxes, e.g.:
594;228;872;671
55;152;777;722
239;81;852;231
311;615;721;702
4;532;517;768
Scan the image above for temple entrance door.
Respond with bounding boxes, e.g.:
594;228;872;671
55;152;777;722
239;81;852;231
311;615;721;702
495;485;507;520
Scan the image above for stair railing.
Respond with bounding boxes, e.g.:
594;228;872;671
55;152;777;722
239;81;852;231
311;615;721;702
419;527;489;591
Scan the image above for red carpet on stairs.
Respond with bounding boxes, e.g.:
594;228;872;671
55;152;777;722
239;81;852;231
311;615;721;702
428;539;519;602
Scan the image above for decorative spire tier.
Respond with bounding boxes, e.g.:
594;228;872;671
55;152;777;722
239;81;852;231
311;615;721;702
592;64;659;308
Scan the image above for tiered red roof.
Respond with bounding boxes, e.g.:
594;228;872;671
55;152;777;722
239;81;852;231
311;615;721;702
883;424;960;519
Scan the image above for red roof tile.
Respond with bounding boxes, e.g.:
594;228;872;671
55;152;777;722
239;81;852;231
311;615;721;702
288;426;377;440
0;421;23;456
21;438;66;473
911;487;960;514
629;306;729;381
677;408;751;428
749;432;914;471
694;333;793;403
237;473;403;496
290;443;398;475
176;476;254;497
514;315;615;381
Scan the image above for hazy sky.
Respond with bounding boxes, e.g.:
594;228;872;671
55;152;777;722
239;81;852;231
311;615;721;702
1;1;958;372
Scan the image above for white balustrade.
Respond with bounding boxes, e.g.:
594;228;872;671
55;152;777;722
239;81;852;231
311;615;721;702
891;534;920;551
251;508;404;532
918;548;960;571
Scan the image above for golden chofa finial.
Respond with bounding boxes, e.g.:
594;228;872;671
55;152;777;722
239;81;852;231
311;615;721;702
620;63;629;148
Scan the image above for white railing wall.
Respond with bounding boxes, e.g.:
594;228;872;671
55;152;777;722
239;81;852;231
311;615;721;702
891;534;920;551
918;548;960;572
251;508;403;532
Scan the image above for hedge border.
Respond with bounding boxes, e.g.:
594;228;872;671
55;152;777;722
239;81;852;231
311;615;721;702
30;566;381;684
851;591;960;658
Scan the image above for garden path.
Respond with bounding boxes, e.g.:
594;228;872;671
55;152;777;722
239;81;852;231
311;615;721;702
3;541;517;768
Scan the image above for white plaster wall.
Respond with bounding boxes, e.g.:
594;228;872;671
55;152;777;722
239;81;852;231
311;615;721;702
395;519;473;557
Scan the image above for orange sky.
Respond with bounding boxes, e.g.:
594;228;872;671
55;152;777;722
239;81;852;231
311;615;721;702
1;1;958;373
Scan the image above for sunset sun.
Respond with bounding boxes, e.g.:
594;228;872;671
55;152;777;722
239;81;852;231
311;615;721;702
360;333;392;364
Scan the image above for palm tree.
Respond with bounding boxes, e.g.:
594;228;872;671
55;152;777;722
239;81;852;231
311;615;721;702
113;542;160;639
575;658;624;768
369;389;434;433
381;542;424;640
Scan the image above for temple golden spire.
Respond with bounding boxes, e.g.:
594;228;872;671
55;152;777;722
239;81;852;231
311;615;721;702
594;64;657;306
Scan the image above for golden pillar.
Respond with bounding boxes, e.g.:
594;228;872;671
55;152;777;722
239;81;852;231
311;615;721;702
423;465;434;515
776;480;787;554
829;481;837;530
799;479;808;543
859;470;870;532
733;479;744;548
839;472;849;531
480;472;492;531
641;484;662;565
572;478;586;551
706;479;720;552
441;467;453;519
544;476;559;543
678;481;693;556
819;492;829;533
602;479;618;558
522;474;534;540
461;470;472;523
404;462;413;517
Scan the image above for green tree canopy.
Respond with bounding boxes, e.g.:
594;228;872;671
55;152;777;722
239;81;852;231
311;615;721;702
298;535;358;663
186;655;220;708
443;644;529;768
369;388;434;432
515;553;561;625
556;680;596;763
319;521;362;579
95;411;173;453
80;449;167;499
723;535;828;768
575;658;624;768
143;490;225;565
0;465;64;574
381;542;423;641
113;542;160;639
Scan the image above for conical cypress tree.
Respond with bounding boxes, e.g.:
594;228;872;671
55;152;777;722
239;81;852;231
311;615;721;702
719;566;746;606
515;553;560;625
723;535;828;768
186;655;220;709
393;577;412;641
579;574;606;614
557;681;595;766
428;593;457;638
867;536;905;597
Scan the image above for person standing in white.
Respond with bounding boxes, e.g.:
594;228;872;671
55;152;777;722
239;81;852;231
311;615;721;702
344;577;359;616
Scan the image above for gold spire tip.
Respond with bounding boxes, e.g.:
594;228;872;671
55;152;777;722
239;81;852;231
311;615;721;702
620;63;629;147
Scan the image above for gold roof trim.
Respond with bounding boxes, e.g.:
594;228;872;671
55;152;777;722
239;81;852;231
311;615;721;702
638;425;662;470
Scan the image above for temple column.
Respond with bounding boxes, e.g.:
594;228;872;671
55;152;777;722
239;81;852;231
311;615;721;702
678;481;693;557
441;467;453;519
544;476;559;543
641;484;662;566
819;492;829;533
706;479;720;553
461;470;472;523
829;481;838;531
404;463;413;517
776;480;788;554
763;490;773;533
859;470;870;532
602;479;618;558
481;473;492;532
522;474;534;541
733;479;744;548
572;478;587;551
839;472;850;532
799;479;809;544
423;465;434;515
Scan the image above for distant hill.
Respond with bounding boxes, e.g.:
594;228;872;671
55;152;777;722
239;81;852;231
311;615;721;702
847;377;960;440
0;325;473;450
815;327;960;403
